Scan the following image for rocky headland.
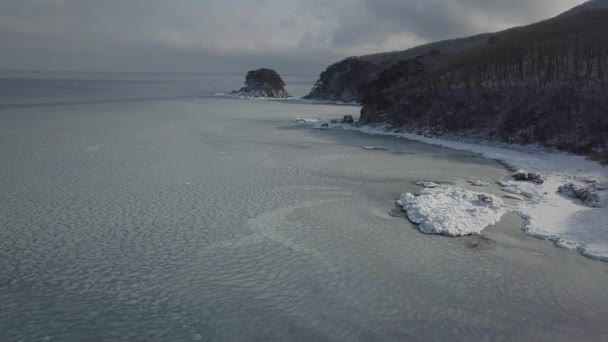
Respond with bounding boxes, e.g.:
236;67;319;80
305;0;608;162
231;68;290;98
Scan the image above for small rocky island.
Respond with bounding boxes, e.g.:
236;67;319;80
230;68;290;98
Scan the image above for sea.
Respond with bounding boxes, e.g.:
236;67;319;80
1;71;607;341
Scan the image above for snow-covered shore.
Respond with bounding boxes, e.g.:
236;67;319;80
295;118;608;262
214;93;359;106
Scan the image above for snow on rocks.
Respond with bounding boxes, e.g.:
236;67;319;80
415;181;442;189
478;194;496;205
498;182;536;199
468;180;492;187
512;170;546;184
501;187;522;195
498;180;518;188
558;182;602;208
503;193;525;201
293;117;322;124
397;186;506;236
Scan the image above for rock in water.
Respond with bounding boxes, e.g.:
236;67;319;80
230;68;290;98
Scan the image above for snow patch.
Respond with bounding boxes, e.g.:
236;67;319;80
415;181;441;189
293;117;322;124
397;186;506;236
468;180;491;187
362;146;388;151
503;193;525;201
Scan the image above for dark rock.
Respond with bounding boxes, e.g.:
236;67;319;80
512;171;545;184
320;123;329;128
513;171;529;181
558;183;602;208
230;68;290;98
478;194;495;205
342;115;355;124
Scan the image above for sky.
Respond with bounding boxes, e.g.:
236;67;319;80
0;0;586;75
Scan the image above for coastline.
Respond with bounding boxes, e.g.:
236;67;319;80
213;93;360;106
296;117;608;262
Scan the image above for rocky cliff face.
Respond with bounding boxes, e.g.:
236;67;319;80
231;68;290;98
359;10;608;158
307;4;608;160
303;57;379;103
305;34;492;103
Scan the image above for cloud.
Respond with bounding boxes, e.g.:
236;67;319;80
0;0;585;73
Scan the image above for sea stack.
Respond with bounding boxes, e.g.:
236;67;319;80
231;68;290;98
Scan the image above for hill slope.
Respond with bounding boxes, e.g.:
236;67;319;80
560;0;608;16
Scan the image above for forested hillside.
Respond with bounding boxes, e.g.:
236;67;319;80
307;1;608;160
360;10;608;157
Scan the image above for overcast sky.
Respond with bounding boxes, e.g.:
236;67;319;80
0;0;585;75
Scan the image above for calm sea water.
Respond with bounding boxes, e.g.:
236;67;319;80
1;72;607;341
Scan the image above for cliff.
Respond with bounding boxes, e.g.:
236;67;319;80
304;34;493;103
307;1;608;160
231;68;290;98
303;57;377;103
